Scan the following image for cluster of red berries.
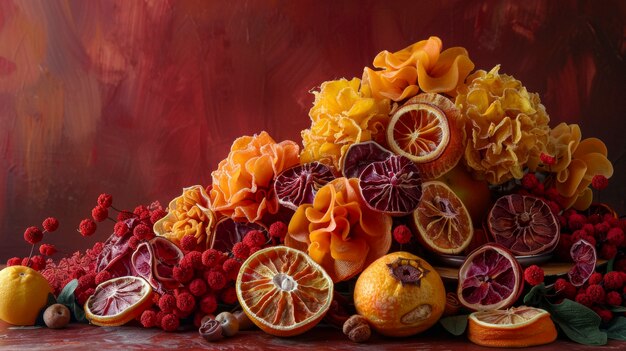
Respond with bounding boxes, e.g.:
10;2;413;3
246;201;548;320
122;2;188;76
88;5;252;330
138;223;284;332
518;173;565;216
41;243;104;295
6;217;61;271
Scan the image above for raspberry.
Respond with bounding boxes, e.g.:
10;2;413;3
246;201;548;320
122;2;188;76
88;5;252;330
521;173;539;190
180;235;197;252
575;293;593;307
606;291;622;306
600;244;618;260
205;270;226;290
95;270;112;285
78;273;96;289
269;221;287;239
591;175;609;191
39;244;57;256
568;213;586;230
78;219;97;236
603;271;624;290
554;278;577;300
24;226;43;244
232;242;250;259
202;249;221;268
540;153;556;166
117;211;135;222
91;205;109;222
114;221;129;236
161;314;180;332
221;286;237;305
97;193;113;208
588;272;603;285
586;285;606;304
393;225;412;244
42;217;59;232
591;307;613;324
223;258;241;280
199;294;218;314
189;278;207;297
523;265;544;286
606;228;624;247
158;294;177;313
133;224;153;241
243;230;266;248
6;257;21;266
175;292;196;312
140;310;157;328
149;209;167;225
172;265;194;284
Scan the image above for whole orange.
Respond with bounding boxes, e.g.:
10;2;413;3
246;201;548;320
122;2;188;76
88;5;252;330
0;265;52;326
353;252;445;337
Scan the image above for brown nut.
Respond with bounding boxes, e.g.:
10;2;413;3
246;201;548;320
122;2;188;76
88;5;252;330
43;304;70;329
199;319;224;342
215;311;239;337
233;310;255;331
343;315;371;343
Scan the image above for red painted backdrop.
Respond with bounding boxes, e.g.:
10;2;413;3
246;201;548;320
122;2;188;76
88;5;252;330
1;0;625;260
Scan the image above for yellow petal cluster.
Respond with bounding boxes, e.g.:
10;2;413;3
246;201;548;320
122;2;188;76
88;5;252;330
153;185;216;249
455;65;550;184
210;131;300;223
529;123;613;210
362;36;475;101
286;177;392;283
300;78;391;170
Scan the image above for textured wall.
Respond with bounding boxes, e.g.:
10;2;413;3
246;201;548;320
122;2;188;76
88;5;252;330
1;0;625;260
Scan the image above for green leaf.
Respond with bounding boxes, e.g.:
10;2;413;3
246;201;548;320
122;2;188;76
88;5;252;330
57;279;78;306
70;302;87;324
549;299;607;345
439;314;468;336
606;317;626;340
523;283;549;307
606;257;615;273
609;306;626;313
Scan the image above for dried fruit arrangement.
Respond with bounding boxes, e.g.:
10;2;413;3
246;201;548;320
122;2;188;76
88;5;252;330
1;35;625;348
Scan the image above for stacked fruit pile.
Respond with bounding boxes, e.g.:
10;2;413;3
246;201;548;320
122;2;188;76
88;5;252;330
1;36;625;347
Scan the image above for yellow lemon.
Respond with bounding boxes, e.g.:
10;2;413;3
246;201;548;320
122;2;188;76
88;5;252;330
0;265;52;325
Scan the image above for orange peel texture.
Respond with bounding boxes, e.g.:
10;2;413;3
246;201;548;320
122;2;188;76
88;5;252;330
300;78;391;171
210;131;300;223
286;177;392;283
153;185;216;249
455;65;550;184
362;36;475;101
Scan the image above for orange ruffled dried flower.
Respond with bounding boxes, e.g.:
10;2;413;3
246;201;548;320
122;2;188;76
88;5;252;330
455;65;550;184
362;36;475;101
153;185;216;249
286;177;392;282
300;78;391;170
529;123;613;210
210;131;300;222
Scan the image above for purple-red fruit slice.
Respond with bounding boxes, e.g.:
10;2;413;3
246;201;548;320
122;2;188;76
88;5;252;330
210;217;267;252
358;155;422;216
487;194;560;255
274;162;336;210
131;237;183;294
568;239;597;287
341;141;393;179
95;218;138;278
458;243;523;311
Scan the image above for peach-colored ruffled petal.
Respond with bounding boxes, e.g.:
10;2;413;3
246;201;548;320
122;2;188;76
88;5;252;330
573;138;608;158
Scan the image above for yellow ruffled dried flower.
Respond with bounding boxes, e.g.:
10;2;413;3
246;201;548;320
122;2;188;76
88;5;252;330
300;78;391;170
362;36;475;101
455;65;550;184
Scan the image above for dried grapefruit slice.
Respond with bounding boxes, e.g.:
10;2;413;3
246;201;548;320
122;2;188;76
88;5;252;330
84;276;153;327
568;239;597;287
236;246;333;337
413;181;473;254
457;243;523;311
468;306;557;347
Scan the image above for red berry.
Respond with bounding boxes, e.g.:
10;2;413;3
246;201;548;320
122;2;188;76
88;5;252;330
595;222;610;235
221;286;238;305
243;230;266;248
586;285;606;304
140;310;157;328
582;223;595;236
615;258;626;273
6;257;21;266
600;244;618;260
158;294;177;313
24;226;43;244
603;271;624;291
199;294;217;314
545;188;560;201
91;205;109;222
531;183;545;197
554;278;577;300
180;235;197;252
133;224;153;241
172;265;194;284
201;249;221;268
591;175;609;191
523;265;544;286
78;273;96;289
29;255;46;271
189;278;207;297
97;193;113;208
175;292;196;313
249;246;263;256
568;213;586;230
206;270;226;291
521;173;539;190
575;293;593;307
78;219;97;236
606;228;624;247
223;258;241;280
117;211;135;222
149;209;167;225
95;270;112;285
161;314;180;332
42;217;59;232
606;291;622;306
39;244;57;256
540;153;556;166
232;242;249;260
134;205;150;219
591;307;613;324
588;272;603;285
393;225;412;244
114;221;129;237
269;221;287;239
182;251;203;270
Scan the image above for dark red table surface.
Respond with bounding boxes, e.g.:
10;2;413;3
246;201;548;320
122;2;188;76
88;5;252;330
1;320;624;351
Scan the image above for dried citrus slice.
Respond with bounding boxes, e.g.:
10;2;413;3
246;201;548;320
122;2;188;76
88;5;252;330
84;276;153;327
236;246;333;337
413;181;473;254
468;306;557;347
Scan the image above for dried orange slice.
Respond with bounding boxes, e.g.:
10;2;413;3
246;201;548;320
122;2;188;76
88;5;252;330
468;306;557;347
413;181;473;254
236;246;333;337
84;276;153;327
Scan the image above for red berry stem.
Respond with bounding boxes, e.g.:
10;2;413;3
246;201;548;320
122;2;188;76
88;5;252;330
26;243;35;267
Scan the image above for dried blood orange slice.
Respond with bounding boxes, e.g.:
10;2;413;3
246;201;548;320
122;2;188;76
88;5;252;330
413;181;473;254
358;155;422;216
568;239;597;287
468;306;557;347
387;93;465;180
342;141;393;179
236;246;333;337
84;276;153;327
487;194;560;255
211;218;267;252
457;244;523;311
274;162;335;210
